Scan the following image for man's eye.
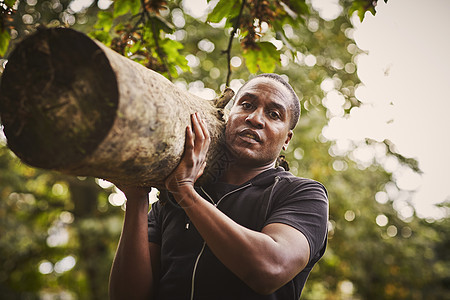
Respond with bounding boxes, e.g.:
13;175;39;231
269;111;281;119
242;102;252;109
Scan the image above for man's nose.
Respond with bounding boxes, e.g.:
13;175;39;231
245;110;264;129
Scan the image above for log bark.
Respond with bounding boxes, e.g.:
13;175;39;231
0;28;232;188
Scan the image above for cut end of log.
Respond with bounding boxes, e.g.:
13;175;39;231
0;28;119;170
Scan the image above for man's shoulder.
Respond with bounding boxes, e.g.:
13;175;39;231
270;169;328;199
273;168;326;187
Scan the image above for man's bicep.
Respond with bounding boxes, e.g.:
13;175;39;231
262;223;310;273
266;180;328;263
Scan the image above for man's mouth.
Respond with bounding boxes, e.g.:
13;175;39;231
239;130;261;142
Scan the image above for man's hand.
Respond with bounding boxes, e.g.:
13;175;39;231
165;112;211;195
114;184;151;202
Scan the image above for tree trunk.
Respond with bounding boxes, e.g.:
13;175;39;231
0;28;232;188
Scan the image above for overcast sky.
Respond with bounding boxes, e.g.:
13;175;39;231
313;0;450;219
355;0;449;219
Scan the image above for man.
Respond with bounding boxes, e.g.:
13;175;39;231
109;74;328;300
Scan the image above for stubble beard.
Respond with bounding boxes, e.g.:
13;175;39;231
225;133;279;169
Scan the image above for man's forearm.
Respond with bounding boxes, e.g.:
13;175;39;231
171;186;308;295
109;197;154;300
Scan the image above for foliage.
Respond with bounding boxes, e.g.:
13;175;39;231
349;0;388;21
0;0;387;80
0;0;15;56
89;0;189;79
0;0;449;299
0;143;122;299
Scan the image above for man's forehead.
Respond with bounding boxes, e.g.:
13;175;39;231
236;78;291;107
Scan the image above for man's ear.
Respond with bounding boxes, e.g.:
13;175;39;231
283;130;293;151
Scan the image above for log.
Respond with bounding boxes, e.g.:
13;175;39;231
0;28;232;188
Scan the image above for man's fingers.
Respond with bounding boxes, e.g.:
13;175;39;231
197;113;208;136
191;113;211;153
197;115;210;163
199;115;211;145
191;113;205;141
185;124;195;150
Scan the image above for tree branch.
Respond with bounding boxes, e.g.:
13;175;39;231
225;0;246;86
149;15;172;80
140;0;172;80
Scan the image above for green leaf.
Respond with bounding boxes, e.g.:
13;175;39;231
349;1;377;22
95;11;114;31
113;0;135;17
358;9;365;21
348;2;361;21
280;0;308;26
5;0;17;7
242;42;280;73
174;55;189;72
258;42;280;72
127;41;142;53
0;29;11;57
287;0;310;15
243;50;258;73
161;39;189;72
88;30;112;45
114;22;126;32
207;0;240;23
161;39;182;56
143;20;155;44
130;0;141;15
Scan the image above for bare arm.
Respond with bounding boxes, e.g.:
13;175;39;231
109;187;160;300
177;186;309;294
165;113;310;295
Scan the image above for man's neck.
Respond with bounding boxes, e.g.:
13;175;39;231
221;161;275;185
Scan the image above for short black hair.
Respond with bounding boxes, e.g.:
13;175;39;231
236;73;301;130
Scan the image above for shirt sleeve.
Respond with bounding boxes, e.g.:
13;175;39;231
264;178;329;264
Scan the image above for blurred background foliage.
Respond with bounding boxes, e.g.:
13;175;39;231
0;0;449;299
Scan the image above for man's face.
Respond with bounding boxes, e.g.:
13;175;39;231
225;77;293;167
